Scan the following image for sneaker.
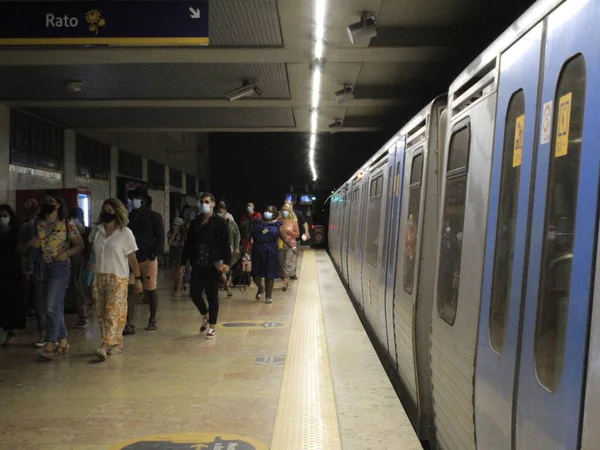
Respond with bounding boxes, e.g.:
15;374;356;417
73;319;89;329
200;318;210;333
265;298;273;304
205;327;216;339
34;335;47;348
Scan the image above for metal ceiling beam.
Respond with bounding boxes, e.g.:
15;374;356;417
3;98;406;108
74;126;383;132
0;46;463;66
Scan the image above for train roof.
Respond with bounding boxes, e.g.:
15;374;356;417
450;0;564;95
333;95;447;195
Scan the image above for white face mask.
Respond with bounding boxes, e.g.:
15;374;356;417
264;211;273;220
133;199;143;210
247;206;253;213
282;211;290;218
0;216;9;227
202;203;212;214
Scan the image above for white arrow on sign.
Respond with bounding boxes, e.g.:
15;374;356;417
189;7;201;19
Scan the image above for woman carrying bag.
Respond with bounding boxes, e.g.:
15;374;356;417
30;191;84;361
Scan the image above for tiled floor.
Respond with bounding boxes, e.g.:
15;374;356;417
0;250;421;450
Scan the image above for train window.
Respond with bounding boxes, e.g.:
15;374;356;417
437;124;470;325
349;188;360;251
489;90;525;354
403;152;424;294
534;55;586;393
365;174;384;267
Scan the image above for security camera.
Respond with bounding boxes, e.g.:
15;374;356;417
335;84;354;104
347;12;377;44
225;81;262;101
329;119;343;134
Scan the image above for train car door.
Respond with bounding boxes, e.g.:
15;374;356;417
474;23;543;449
348;177;366;307
384;138;406;363
516;1;600;448
341;185;352;282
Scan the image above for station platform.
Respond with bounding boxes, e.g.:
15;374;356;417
0;249;421;450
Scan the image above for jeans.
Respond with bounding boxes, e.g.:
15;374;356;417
190;265;220;324
33;262;70;342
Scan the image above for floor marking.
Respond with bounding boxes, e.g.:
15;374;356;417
270;250;342;449
112;432;268;449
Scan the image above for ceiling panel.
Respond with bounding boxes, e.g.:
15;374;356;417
376;0;483;27
25;107;295;129
0;63;290;100
210;0;283;47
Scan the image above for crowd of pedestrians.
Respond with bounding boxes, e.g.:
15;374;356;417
0;189;308;362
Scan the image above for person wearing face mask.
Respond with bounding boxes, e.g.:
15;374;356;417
181;193;231;339
124;187;165;334
29;191;84;360
240;202;262;256
90;199;143;361
251;205;295;304
217;205;241;297
283;200;309;280
278;204;299;291
0;205;25;348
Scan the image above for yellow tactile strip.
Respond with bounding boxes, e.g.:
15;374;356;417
271;250;342;450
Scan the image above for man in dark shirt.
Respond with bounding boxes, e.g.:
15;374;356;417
124;187;165;334
181;192;231;339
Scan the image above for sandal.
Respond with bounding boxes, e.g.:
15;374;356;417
123;324;135;335
227;289;233;297
55;343;70;356
108;346;123;355
145;320;157;331
95;348;107;362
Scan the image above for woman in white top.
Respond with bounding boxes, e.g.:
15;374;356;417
90;198;142;361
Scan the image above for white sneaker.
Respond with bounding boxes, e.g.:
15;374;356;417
200;318;210;333
205;327;216;339
265;298;273;304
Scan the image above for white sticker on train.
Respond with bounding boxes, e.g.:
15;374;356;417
540;100;552;145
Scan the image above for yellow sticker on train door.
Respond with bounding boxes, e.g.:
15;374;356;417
395;173;400;196
513;114;525;167
555;92;572;157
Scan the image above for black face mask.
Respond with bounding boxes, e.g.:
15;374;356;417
100;211;116;223
41;203;56;215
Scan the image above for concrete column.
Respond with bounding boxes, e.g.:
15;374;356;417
182;172;186;195
142;157;148;182
0;105;10;205
110;146;119;198
63;129;77;188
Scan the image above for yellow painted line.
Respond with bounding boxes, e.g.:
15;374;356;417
271;250;342;450
0;37;209;46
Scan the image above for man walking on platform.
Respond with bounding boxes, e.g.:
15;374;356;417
181;192;231;339
124;187;165;334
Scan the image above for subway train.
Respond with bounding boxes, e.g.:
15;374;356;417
327;0;600;449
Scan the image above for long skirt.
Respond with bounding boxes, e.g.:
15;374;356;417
93;273;128;346
278;247;296;278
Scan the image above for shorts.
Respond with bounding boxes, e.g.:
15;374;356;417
128;259;158;290
169;246;182;266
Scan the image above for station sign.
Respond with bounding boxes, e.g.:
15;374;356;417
0;1;209;46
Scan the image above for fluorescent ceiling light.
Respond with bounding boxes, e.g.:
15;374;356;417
311;69;321;108
315;39;324;58
311;111;318;133
309;134;316;149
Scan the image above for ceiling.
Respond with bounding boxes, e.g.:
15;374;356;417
0;0;537;133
